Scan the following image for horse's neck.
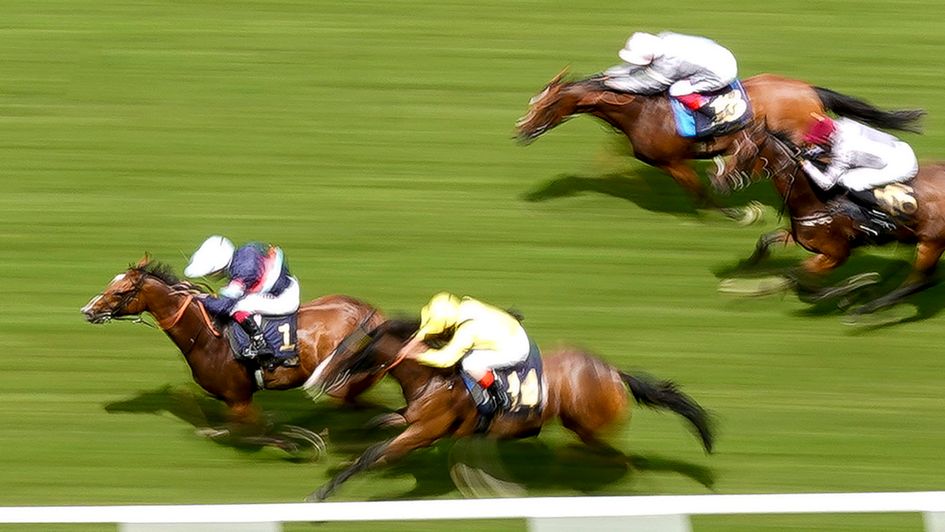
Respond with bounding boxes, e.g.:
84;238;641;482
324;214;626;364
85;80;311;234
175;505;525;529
765;144;826;217
389;361;440;403
141;280;222;358
569;84;641;130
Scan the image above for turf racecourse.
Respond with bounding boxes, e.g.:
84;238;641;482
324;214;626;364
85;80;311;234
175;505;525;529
1;1;944;530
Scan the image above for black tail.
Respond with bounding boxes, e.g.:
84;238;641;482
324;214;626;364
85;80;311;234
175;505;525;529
814;87;925;133
620;372;715;453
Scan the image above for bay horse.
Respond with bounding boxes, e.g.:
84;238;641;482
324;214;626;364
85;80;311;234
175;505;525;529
516;69;923;216
712;120;945;315
80;256;386;450
303;319;713;501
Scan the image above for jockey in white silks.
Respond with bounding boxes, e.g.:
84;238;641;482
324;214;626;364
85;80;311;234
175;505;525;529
801;116;918;192
603;31;738;116
800;116;919;233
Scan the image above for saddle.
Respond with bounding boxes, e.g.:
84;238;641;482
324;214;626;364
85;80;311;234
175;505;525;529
465;341;546;433
225;313;299;369
670;80;752;138
827;182;917;241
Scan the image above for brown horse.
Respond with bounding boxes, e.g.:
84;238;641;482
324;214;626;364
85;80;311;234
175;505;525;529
516;69;923;214
712;121;945;315
80;256;386;449
303;319;713;501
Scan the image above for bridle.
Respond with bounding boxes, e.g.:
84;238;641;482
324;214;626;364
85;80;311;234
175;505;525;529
97;271;218;334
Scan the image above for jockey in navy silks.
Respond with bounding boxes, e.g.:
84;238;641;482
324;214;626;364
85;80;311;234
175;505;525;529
184;236;301;366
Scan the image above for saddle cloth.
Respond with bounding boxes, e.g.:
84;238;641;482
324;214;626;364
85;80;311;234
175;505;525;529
493;340;546;416
670;80;752;138
226;313;299;359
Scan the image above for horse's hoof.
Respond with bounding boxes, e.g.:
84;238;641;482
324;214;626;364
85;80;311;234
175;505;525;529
719;202;765;226
737;201;765;226
812;272;881;302
195;426;230;440
718;275;793;297
305;487;329;503
843;304;917;327
281;426;329;460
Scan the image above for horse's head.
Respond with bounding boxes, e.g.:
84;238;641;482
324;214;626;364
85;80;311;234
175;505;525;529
710;119;771;195
306;318;419;399
515;68;578;144
81;255;184;324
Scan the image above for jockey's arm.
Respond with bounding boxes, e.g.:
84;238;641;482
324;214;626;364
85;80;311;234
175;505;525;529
200;294;238;317
412;323;475;368
800;160;837;190
603;67;670;95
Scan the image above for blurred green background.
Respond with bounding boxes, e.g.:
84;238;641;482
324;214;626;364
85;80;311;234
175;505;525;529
1;0;944;530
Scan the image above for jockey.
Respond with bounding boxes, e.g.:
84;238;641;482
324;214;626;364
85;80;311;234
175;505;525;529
399;292;534;424
800;115;919;231
184;236;301;367
603;31;738;119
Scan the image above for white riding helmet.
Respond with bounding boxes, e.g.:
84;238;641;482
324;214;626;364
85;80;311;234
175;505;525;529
618;32;662;66
184;235;235;277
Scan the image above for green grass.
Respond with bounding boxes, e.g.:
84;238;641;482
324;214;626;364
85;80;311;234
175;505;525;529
2;1;944;530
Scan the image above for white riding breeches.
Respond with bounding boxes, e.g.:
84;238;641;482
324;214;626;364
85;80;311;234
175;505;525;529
460;329;531;379
232;277;301;316
839;142;919;191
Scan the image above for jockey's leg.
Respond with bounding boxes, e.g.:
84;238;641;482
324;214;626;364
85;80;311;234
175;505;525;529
461;348;525;422
233;311;274;360
231;281;301;367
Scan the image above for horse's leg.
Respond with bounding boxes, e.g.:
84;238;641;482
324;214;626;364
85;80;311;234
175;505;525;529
747;229;794;266
659;161;709;208
195;400;261;440
661;161;762;223
850;241;945;315
789;252;855;300
308;421;445;502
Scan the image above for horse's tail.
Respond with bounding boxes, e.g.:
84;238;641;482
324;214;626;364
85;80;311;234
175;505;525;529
619;372;714;453
814;87;925;133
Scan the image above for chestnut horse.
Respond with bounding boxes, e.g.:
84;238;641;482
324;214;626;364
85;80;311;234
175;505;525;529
303;319;713;501
81;257;386;449
712;121;945;315
516;69;923;214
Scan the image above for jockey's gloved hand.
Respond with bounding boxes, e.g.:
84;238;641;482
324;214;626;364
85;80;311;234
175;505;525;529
801;146;826;160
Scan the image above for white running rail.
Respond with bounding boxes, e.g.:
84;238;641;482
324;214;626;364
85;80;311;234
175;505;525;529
1;492;944;531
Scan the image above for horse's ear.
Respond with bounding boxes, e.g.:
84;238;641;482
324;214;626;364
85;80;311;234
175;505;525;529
136;253;151;268
548;66;570;86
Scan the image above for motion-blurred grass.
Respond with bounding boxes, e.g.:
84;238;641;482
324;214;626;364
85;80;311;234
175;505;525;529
1;1;944;530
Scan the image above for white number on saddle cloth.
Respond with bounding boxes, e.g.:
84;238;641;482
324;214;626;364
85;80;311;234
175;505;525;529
277;323;294;351
709;91;748;125
873;183;917;215
503;369;541;410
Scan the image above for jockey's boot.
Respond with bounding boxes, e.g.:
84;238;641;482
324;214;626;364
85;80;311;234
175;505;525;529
676;93;715;119
847;189;898;234
237;317;274;361
462;373;499;433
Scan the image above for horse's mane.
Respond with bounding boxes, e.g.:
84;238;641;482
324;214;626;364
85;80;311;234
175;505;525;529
569;75;610;92
769;129;798;150
133;260;181;286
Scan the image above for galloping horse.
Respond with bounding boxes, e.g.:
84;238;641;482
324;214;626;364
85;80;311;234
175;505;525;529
712;121;945;315
516;69;923;214
81;256;386;447
303;319;713;501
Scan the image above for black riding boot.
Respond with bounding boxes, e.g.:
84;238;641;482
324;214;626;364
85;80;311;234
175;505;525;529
237;317;274;361
846;189;897;234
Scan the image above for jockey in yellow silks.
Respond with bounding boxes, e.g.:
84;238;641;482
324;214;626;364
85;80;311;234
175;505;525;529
401;292;533;420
